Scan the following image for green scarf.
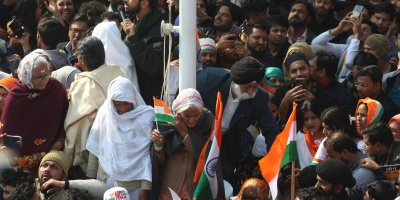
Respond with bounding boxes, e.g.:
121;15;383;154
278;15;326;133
263;67;284;88
123;7;163;41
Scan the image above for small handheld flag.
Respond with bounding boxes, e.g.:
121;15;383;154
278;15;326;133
153;98;176;124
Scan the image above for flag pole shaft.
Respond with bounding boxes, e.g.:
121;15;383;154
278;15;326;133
291;161;295;200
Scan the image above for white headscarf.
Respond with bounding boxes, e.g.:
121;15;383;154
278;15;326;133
86;76;153;181
92;22;140;92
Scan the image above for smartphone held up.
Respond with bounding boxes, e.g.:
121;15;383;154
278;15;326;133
350;5;364;18
8;16;25;38
3;135;22;148
295;77;307;89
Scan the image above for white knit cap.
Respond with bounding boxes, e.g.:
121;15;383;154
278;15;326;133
103;187;130;200
199;38;217;52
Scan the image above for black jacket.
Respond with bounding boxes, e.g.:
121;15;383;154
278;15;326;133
125;12;166;106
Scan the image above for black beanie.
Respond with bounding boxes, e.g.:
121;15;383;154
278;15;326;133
230;57;265;84
297;165;317;188
284;52;309;71
316;159;356;188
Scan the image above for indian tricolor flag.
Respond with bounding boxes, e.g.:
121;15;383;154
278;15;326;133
259;102;298;200
193;92;223;200
153;98;176;124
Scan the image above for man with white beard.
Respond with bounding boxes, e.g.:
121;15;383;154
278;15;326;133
196;57;279;193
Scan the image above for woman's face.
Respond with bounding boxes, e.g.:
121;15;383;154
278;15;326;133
57;0;75;21
180;107;201;128
303;111;321;133
113;100;133;115
31;63;51;90
390;121;400;141
356;103;368;134
322;122;335;136
197;0;207;13
268;76;284;87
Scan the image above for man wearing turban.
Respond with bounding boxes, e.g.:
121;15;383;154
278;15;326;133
196;57;279;193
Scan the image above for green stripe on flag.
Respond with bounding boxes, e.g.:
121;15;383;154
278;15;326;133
193;171;213;199
155;113;176;124
280;141;299;168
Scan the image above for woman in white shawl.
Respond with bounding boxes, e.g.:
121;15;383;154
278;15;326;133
91;21;140;91
86;76;154;199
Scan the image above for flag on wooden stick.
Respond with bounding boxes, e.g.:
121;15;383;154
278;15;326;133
259;102;298;200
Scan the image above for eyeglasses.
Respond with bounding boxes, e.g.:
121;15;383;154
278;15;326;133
355;82;368;88
373;15;391;25
69;28;87;35
32;73;51;82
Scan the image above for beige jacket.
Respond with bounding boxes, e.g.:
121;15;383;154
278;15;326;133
63;64;126;172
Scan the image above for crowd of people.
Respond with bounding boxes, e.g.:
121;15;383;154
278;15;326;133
0;0;400;199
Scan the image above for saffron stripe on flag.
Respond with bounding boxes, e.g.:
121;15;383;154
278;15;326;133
259;102;298;200
153;98;176;124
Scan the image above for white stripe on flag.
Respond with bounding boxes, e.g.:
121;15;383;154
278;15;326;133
287;121;297;145
204;120;220;199
268;174;279;200
154;105;168;114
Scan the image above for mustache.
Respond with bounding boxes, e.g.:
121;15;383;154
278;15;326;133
290;16;300;20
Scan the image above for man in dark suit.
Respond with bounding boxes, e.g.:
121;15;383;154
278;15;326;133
196;57;280;193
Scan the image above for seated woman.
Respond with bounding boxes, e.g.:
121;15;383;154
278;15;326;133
311;107;362;166
234;178;269;200
355;98;384;136
151;88;224;200
86;76;154;199
296;99;325;169
0;52;68;172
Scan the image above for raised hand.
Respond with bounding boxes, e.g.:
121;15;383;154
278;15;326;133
173;113;188;138
281;85;307;106
216;34;236;50
40;179;65;194
386;21;397;40
121;19;136;37
44;0;61;18
349;14;362;39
